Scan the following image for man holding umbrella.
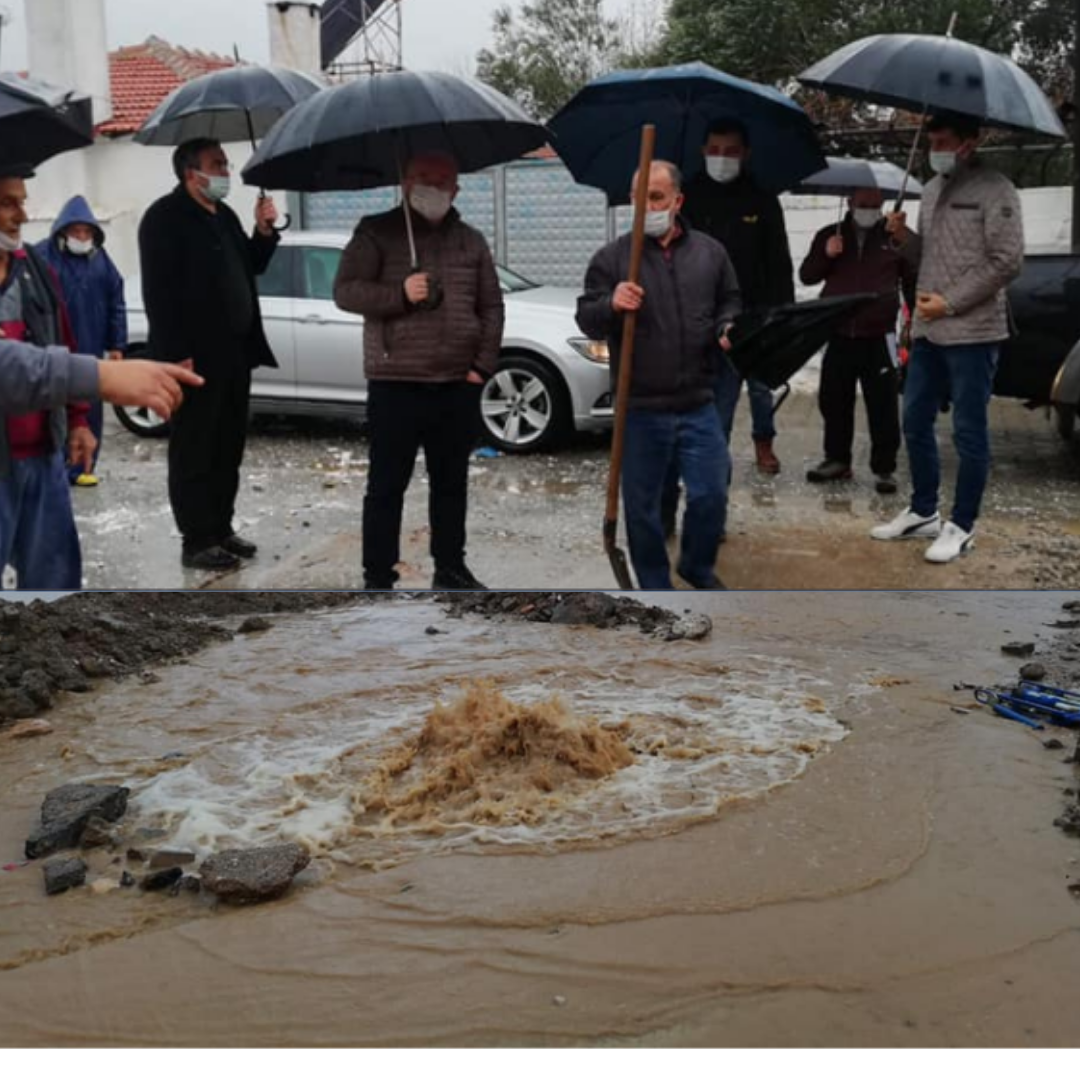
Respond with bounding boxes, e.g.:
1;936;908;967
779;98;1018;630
577;159;741;590
140;140;281;572
874;113;1024;562
335;151;504;591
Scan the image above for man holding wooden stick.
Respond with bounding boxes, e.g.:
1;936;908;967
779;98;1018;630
577;159;741;590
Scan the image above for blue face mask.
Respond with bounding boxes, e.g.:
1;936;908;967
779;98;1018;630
929;150;958;177
196;171;231;203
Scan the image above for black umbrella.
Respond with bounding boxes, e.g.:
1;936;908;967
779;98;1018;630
242;69;548;270
0;73;94;171
134;64;324;147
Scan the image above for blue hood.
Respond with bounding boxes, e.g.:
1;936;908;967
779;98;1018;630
49;195;106;248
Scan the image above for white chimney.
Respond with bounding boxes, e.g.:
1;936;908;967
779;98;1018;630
267;1;322;74
25;0;113;126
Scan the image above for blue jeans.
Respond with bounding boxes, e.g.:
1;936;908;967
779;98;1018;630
68;399;103;483
623;404;728;589
903;339;1000;533
0;451;83;588
714;357;776;443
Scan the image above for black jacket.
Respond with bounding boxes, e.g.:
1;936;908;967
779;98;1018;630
576;221;742;413
138;186;279;372
682;172;794;311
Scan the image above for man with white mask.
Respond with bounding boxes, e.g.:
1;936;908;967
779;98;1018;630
139;138;281;573
335;151;505;590
875;113;1024;564
799;186;918;493
577;160;741;590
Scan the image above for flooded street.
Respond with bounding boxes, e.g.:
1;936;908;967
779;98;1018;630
69;394;1080;591
1;592;1078;1046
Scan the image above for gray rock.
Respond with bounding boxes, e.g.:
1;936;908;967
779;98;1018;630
0;687;38;720
199;843;311;904
666;613;713;642
170;875;202;897
550;594;617;627
237;616;272;635
1044;738;1066;751
19;669;53;709
79;816;118;849
148;849;196;870
1002;642;1036;658
1020;662;1048;682
120;871;135;888
25;783;130;859
141;867;184;892
43;856;87;896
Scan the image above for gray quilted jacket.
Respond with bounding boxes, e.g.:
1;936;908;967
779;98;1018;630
902;158;1024;346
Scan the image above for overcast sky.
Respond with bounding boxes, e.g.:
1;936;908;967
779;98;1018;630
0;0;642;75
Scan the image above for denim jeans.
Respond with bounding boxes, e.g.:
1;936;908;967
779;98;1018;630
0;451;82;588
623;404;728;589
714;356;776;443
903;338;1000;533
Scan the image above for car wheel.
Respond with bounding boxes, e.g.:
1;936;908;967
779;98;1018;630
480;356;570;454
113;403;171;439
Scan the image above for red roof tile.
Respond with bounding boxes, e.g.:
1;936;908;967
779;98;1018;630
99;36;237;137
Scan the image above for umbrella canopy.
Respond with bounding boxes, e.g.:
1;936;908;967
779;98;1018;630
796;157;923;199
548;62;826;203
799;34;1067;139
0;73;94;171
242;70;548;192
135;65;325;147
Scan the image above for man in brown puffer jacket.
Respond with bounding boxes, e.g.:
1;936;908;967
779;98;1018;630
335;152;505;590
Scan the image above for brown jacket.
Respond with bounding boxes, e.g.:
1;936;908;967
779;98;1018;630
800;216;918;339
334;205;505;383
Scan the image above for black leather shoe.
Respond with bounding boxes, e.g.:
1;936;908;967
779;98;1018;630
678;567;727;590
221;534;258;559
363;579;397;592
182;546;242;571
432;565;488;590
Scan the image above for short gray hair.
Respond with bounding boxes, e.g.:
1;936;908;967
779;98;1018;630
631;159;683;195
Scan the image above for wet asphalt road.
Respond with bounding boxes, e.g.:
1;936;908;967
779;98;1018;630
67;391;1080;591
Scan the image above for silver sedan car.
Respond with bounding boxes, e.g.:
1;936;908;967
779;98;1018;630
117;230;613;453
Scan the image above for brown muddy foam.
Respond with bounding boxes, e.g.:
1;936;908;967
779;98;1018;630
355;681;634;828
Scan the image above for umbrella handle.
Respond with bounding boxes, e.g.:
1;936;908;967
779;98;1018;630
604;123;656;565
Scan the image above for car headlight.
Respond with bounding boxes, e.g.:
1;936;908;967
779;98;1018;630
568;338;610;364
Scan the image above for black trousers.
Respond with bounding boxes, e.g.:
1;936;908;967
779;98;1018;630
168;361;251;553
819;336;901;476
363;379;481;582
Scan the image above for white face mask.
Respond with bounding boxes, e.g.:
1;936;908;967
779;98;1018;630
706;156;742;184
66;236;95;256
644;208;673;238
196;171;231;203
0;231;21;254
852;208;882;230
409;185;454;223
929;150;958;177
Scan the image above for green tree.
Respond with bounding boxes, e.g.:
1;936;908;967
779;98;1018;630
476;0;621;121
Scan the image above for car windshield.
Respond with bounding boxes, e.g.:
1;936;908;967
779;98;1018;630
497;265;539;293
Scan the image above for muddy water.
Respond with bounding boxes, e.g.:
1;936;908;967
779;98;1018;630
1;592;1078;1047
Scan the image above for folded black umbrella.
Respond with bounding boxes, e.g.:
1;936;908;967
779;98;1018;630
242;69;548;192
727;295;881;390
0;73;94;172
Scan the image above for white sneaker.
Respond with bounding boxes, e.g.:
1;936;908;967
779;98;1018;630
924;521;974;564
870;509;942;541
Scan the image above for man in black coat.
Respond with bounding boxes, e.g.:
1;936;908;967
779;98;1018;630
139;139;280;572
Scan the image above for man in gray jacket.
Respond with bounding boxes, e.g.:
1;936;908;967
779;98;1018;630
578;160;741;590
874;113;1024;563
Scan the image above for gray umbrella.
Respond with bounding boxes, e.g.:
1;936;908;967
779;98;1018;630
796;157;923;199
799;32;1067;139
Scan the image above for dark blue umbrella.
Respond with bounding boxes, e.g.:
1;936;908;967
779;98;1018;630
242;70;548;192
799;34;1067;139
547;63;826;203
796;157;923;199
0;73;93;172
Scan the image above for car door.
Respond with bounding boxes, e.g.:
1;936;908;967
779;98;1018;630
251;244;298;401
293;245;366;407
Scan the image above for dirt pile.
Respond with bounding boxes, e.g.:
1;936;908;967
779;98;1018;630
357;681;635;829
436;592;682;634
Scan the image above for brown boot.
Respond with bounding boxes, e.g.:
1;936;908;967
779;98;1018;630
754;438;780;475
